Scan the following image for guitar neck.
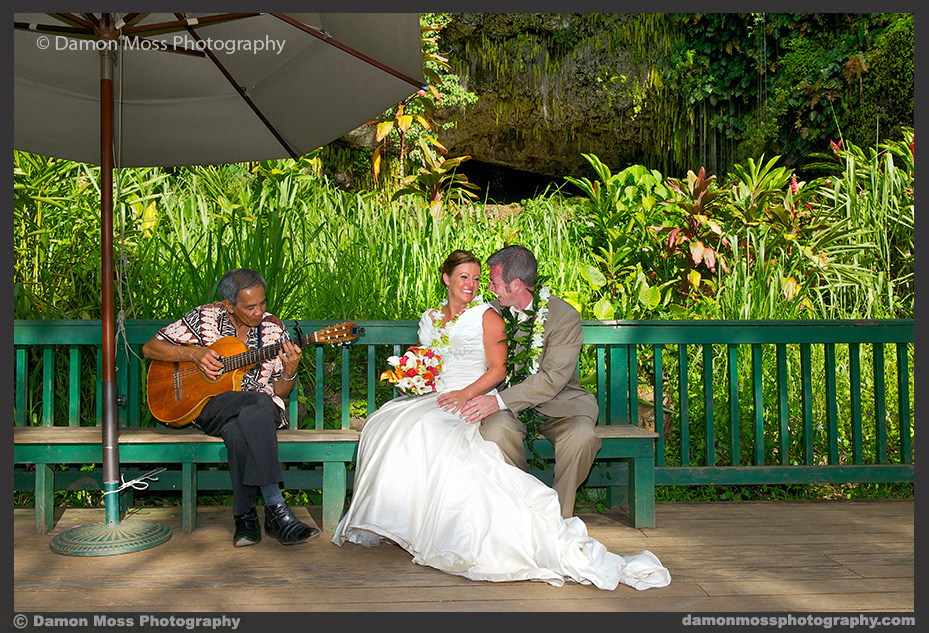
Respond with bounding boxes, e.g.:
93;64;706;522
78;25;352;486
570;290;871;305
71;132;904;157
222;331;315;373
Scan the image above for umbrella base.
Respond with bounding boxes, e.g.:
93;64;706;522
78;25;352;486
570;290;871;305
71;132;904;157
50;520;172;557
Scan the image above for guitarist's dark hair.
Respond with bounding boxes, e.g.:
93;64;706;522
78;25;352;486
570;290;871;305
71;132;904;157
219;268;267;306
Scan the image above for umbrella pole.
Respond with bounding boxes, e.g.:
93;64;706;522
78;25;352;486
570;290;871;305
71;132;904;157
100;37;119;527
50;40;171;555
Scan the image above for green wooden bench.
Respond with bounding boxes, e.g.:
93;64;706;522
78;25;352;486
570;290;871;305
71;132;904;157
13;319;658;534
14;318;913;536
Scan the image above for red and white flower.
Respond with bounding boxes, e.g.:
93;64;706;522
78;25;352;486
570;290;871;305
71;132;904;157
380;346;444;395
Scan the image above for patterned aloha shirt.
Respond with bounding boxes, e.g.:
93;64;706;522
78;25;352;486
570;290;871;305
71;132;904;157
156;301;290;426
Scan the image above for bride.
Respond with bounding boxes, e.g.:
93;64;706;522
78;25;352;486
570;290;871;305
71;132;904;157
331;250;670;591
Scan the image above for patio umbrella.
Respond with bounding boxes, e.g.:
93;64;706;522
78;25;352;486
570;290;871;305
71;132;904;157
13;12;426;555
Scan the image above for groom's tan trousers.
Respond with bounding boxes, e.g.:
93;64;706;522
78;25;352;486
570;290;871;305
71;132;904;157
480;409;600;518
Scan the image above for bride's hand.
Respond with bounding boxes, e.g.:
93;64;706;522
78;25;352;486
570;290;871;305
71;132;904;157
437;389;468;414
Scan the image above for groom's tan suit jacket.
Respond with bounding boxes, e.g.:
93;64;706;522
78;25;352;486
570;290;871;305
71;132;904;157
491;295;599;422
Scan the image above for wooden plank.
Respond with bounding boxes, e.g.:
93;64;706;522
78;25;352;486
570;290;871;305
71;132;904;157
727;343;739;466
609;345;629;425
628;344;638;427
314;345;324;430
579;319;914;346
15;347;27;426
678;343;689;466
702;343;714;465
850;342;863;463
42;347;54;426
13;426;362;444
897;342;912;463
596;345;606;420
825;342;839;464
698;577;912;597
68;346;80;426
751;343;764;465
12;500;914;613
873;342;887;463
341;345;350;429
655;465;914;485
776;342;788;465
800;342;813;464
653;344;665;466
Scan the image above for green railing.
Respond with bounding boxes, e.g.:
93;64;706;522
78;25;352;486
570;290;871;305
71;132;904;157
13;318;914;487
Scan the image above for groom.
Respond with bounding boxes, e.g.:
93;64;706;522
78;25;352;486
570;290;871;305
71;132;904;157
459;245;600;518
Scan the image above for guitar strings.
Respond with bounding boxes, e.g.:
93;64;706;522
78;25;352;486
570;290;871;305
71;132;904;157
164;325;354;381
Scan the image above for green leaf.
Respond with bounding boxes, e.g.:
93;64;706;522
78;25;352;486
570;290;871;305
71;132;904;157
593;295;615;320
688;269;702;290
638;284;661;310
578;263;607;289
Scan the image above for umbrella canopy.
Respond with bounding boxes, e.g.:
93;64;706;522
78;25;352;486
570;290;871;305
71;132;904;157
14;12;425;166
13;12;425;555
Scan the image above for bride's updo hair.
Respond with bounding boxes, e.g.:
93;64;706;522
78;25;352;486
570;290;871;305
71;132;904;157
440;249;480;281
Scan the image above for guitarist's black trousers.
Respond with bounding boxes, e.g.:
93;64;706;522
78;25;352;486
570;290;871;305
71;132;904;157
192;390;284;516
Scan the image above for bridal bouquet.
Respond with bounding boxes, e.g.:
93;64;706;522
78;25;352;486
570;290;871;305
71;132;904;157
380;346;444;395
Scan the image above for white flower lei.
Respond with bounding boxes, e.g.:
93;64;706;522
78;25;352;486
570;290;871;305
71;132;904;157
525;287;551;374
431;294;483;353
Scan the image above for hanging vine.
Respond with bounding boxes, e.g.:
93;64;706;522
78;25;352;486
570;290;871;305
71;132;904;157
440;13;912;180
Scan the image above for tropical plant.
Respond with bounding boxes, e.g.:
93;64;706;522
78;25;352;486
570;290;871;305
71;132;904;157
390;137;481;215
369;14;478;185
650;167;733;301
804;128;914;317
564;155;673;319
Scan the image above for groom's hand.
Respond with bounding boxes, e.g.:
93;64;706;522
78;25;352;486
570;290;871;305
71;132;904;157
459;394;500;424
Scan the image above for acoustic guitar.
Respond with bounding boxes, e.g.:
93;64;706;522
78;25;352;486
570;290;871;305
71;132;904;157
147;322;362;427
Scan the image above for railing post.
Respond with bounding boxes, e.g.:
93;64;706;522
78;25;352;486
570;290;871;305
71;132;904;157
825;343;839;464
800;343;814;465
678;344;689;466
896;342;912;464
653;344;664;466
727;343;739;466
751;343;764;466
873;343;887;464
776;343;789;465
702;343;714;466
849;342;863;464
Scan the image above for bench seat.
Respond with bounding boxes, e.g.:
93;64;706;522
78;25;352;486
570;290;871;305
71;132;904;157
14;423;656;534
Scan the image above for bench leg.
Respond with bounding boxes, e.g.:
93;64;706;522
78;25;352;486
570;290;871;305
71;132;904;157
627;456;655;529
35;463;55;535
607;475;626;508
322;461;347;533
182;462;197;533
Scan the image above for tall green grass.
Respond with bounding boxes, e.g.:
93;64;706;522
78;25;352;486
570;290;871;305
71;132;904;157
108;169;595;321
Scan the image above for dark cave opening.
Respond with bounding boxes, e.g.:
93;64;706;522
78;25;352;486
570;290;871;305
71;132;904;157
456;160;582;204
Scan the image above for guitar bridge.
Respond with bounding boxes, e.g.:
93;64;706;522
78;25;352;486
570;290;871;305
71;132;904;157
173;362;182;402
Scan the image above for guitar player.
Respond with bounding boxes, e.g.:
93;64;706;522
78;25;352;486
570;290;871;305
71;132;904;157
141;267;319;548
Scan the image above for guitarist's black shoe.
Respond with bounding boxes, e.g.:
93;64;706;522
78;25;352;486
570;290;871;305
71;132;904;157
264;502;320;545
233;507;262;547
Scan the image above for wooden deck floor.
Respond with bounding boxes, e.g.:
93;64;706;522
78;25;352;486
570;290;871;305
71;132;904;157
13;499;914;615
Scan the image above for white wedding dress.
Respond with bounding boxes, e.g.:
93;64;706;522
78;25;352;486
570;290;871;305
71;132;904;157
331;302;670;591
